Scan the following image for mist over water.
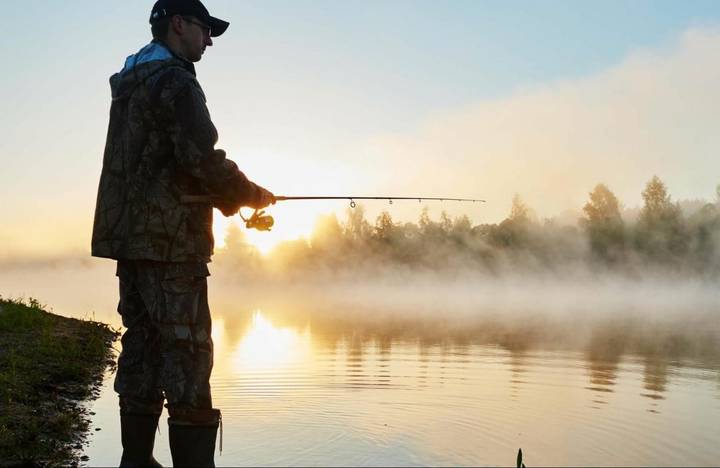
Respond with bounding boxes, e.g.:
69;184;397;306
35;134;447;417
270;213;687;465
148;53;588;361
2;248;719;365
214;266;720;362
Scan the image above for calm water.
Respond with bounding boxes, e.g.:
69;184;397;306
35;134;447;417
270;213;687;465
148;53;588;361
83;307;720;466
2;261;719;466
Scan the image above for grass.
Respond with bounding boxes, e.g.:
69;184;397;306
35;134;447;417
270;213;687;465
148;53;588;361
0;296;119;466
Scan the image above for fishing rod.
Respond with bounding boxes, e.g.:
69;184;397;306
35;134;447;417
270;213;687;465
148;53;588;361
180;194;486;231
275;196;485;205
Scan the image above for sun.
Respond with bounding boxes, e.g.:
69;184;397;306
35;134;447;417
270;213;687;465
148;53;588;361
212;201;343;255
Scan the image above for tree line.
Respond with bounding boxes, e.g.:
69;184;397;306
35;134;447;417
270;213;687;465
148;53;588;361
221;176;720;276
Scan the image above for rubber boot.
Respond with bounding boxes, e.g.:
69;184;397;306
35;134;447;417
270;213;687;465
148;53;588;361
168;410;220;468
119;413;163;467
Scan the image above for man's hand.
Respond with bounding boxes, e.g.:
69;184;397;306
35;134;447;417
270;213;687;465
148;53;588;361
249;185;275;209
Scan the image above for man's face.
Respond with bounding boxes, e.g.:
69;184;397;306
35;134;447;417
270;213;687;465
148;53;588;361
180;16;213;62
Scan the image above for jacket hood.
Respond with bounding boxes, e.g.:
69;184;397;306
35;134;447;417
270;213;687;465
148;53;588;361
110;41;195;100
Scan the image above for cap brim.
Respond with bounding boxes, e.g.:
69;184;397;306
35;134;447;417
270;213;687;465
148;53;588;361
208;16;229;37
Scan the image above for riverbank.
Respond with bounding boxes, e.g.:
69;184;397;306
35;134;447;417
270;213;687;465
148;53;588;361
0;297;118;466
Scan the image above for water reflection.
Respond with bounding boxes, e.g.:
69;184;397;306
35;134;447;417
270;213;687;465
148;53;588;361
375;336;392;387
417;342;430;389
214;306;720;406
346;334;365;389
226;307;716;464
584;325;624;403
508;349;529;399
232;311;312;373
641;356;668;405
83;303;720;466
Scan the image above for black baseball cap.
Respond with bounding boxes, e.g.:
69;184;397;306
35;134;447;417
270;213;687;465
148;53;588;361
149;0;229;37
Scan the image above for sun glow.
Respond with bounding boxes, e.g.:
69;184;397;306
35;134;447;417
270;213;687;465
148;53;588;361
208;140;369;255
213;202;342;255
231;310;312;372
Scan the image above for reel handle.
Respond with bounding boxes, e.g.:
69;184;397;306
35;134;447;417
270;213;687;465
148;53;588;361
243;209;274;231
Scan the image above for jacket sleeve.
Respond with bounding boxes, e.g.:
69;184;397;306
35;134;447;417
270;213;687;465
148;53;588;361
161;69;259;215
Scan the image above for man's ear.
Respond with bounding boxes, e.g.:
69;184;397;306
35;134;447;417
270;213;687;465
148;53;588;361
169;14;185;36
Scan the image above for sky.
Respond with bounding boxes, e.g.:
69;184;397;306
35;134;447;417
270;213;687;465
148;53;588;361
1;0;720;259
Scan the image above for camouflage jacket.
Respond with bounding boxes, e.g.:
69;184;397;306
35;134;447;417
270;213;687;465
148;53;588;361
92;41;260;263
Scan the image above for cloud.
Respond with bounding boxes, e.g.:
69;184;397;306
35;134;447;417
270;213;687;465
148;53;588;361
351;26;720;222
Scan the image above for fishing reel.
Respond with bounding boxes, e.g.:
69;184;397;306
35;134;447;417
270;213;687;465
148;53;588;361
240;209;274;231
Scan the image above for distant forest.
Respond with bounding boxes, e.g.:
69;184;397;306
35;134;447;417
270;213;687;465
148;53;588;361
219;176;720;277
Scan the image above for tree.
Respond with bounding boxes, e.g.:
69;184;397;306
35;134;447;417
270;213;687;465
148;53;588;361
418;206;443;239
687;202;720;273
581;184;625;262
509;194;530;224
635;176;687;261
641;176;672;218
440;211;453;234
373;211;395;242
491;194;533;248
452;215;472;235
343;204;371;243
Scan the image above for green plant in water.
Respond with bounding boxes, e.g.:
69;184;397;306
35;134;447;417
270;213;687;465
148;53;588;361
517;448;526;468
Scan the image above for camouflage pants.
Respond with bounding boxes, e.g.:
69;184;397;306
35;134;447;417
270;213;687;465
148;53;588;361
114;260;214;421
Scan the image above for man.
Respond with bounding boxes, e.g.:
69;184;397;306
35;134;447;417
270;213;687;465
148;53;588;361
91;0;274;465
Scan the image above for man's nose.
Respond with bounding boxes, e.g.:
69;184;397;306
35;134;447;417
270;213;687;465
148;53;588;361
205;35;213;47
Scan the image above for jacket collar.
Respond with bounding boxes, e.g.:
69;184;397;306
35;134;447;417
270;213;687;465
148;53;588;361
151;39;196;76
